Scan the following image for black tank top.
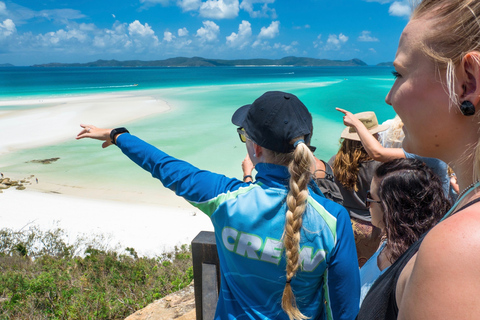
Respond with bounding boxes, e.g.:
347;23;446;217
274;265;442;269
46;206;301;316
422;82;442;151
356;197;480;320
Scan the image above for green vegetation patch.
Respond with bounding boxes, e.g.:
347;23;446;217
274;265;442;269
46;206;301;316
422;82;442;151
0;226;193;320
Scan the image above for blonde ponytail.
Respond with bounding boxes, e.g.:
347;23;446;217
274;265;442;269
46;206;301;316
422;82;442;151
281;141;314;320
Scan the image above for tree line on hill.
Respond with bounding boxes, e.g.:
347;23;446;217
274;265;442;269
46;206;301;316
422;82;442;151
0;57;394;67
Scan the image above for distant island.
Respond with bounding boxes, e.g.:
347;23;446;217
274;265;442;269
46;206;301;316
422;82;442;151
376;62;394;67
0;58;395;67
32;56;370;67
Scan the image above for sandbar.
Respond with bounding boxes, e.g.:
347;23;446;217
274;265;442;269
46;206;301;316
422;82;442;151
0;91;215;255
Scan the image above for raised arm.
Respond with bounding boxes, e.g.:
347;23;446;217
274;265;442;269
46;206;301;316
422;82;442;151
241;154;254;182
336;108;405;162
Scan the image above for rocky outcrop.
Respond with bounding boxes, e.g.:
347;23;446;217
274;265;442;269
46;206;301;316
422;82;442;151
0;175;35;192
27;157;60;164
125;282;196;320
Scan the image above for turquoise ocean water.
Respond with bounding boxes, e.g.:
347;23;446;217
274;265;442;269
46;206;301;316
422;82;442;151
0;66;397;204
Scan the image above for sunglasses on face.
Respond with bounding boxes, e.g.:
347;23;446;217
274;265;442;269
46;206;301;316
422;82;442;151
365;190;381;209
237;127;249;143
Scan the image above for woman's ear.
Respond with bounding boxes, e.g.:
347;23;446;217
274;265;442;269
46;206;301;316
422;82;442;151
459;52;480;106
253;143;263;159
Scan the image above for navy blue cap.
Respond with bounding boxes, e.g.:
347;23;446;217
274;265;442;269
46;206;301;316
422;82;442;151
232;91;315;153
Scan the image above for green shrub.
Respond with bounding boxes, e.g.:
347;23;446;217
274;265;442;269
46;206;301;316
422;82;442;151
0;226;194;319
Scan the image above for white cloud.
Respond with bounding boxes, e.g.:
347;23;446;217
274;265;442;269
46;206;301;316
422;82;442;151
0;18;15;39
252;39;270;49
226;20;251;49
258;20;279;39
199;0;239;19
178;27;189;36
196;20;220;42
0;2;7;16
273;41;298;54
164;31;175;42
325;33;348;50
40;28;89;44
128;20;155;37
112;14;116;18
293;24;310;30
313;34;322;48
363;0;392;3
79;23;96;32
389;1;411;17
140;0;170;6
37;9;86;22
369;48;377;53
358;30;379;42
363;0;411;17
127;20;159;49
93;23;130;49
177;0;201;11
240;0;276;18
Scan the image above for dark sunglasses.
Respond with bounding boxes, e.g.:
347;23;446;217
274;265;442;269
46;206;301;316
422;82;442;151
236;127;317;152
365;190;381;209
237;127;249;143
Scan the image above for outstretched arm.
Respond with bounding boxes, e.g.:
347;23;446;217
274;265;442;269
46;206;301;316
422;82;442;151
76;124;117;148
76;124;248;216
336;108;405;162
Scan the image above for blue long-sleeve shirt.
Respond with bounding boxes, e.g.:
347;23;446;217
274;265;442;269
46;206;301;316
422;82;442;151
117;133;360;320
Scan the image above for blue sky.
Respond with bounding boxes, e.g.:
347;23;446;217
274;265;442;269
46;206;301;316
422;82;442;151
0;0;411;66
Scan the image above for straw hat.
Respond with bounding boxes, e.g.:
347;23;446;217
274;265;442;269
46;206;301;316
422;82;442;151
340;111;389;141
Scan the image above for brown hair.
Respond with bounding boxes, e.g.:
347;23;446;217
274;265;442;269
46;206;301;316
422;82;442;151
332;139;373;191
265;139;314;320
412;0;480;180
375;158;451;263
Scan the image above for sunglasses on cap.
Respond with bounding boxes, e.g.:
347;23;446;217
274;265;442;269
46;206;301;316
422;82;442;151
365;190;381;209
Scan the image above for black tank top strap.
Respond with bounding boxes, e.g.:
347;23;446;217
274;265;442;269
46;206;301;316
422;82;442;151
357;233;426;319
457;196;480;212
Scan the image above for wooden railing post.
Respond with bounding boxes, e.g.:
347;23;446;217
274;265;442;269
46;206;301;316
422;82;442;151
191;231;220;320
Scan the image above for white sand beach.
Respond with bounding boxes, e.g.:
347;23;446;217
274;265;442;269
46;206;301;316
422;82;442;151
0;92;214;256
0;92;171;155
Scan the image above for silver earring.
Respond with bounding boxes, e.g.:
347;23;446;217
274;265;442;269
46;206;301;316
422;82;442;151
253;153;256;158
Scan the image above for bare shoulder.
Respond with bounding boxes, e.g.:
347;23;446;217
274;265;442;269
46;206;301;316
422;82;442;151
397;203;480;319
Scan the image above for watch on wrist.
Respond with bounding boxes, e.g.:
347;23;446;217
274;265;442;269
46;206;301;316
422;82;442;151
110;127;129;145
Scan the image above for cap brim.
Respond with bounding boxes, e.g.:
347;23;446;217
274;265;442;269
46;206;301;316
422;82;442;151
232;104;251;127
340;123;390;141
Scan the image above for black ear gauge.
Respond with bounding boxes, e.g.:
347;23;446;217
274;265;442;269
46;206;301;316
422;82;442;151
460;100;476;116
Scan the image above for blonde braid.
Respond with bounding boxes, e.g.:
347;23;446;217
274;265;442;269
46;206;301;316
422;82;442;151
281;141;314;320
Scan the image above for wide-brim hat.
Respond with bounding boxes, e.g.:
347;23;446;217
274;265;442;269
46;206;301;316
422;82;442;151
340;111;389;141
232;91;316;153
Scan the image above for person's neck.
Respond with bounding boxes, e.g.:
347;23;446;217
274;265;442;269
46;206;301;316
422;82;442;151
377;245;392;271
452;161;475;198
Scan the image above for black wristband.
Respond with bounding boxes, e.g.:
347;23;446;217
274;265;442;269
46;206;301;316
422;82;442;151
243;175;253;182
110;127;129;145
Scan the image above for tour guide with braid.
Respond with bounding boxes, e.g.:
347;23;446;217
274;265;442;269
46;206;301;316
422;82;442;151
76;91;360;320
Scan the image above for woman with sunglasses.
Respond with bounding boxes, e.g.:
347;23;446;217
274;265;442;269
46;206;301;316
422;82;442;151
76;91;360;320
360;158;450;306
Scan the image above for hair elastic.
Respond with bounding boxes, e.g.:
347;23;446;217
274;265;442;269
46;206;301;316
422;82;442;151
293;139;305;149
286;279;292;284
